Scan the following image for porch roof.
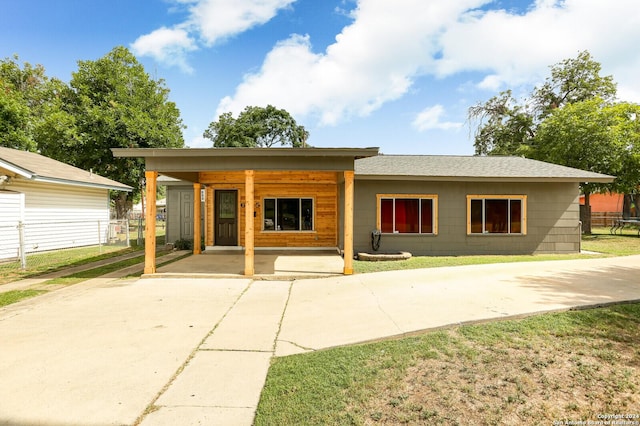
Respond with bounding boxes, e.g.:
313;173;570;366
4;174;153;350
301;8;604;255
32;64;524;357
112;147;379;182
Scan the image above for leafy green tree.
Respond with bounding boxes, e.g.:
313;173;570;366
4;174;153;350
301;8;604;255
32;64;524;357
533;99;640;233
532;51;617;120
468;90;535;156
0;79;33;150
204;105;309;147
469;51;616;156
59;46;185;217
0;55;60;151
468;51;639;233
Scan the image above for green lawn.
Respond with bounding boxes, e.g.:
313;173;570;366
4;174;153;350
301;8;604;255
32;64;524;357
256;303;640;425
258;228;640;424
0;249;188;308
354;227;640;274
0;290;47;308
0;245;138;285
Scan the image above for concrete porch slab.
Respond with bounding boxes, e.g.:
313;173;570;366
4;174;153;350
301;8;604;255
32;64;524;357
152;250;344;278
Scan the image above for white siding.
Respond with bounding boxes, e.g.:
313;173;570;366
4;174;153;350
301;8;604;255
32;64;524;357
0;191;24;261
5;180;111;254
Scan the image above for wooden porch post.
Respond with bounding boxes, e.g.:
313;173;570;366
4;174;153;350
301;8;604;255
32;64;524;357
343;170;354;275
244;170;255;276
193;183;202;254
144;171;158;274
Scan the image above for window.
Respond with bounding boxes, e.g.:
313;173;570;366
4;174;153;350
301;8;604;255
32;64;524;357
377;194;438;234
467;195;527;235
263;198;313;231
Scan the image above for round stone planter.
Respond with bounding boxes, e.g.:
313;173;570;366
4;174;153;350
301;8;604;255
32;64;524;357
357;251;412;261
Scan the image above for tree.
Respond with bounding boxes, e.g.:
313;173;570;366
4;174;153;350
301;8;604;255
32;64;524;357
0;55;61;151
468;51;638;233
469;51;616;156
0;79;33;150
532;51;617;120
204;105;309;147
57;46;185;218
533;99;640;233
468;90;535;156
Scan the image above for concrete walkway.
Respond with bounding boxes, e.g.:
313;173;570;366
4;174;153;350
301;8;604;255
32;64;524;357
1;255;639;425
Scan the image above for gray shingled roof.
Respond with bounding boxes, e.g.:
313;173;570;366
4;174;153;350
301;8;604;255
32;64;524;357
0;147;132;191
355;155;614;182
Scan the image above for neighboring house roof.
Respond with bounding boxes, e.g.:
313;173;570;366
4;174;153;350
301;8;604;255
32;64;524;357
355;155;615;183
0;147;132;191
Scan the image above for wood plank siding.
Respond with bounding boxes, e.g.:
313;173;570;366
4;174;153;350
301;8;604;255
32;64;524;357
199;171;339;248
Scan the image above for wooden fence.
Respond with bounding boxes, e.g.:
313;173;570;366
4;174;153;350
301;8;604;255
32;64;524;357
590;212;622;227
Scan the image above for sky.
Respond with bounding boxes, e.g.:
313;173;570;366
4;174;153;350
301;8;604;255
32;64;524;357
2;0;640;155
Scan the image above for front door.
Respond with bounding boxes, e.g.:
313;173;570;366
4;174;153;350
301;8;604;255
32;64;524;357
215;190;238;246
179;190;193;240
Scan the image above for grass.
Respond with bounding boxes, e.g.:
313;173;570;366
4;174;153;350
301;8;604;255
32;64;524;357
354;227;640;274
0;249;188;308
581;227;640;256
42;255;148;286
256;303;640;425
0;289;47;308
0;245;138;285
0;228;170;285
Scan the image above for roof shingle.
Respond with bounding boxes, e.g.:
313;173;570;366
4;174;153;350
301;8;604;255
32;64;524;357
0;147;132;191
355;155;614;182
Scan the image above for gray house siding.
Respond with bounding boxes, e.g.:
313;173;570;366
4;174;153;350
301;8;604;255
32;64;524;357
353;180;581;256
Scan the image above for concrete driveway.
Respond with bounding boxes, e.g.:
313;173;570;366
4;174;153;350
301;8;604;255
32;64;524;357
0;277;255;426
1;255;640;425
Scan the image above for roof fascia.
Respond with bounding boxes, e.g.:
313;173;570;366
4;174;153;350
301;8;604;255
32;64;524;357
0;159;33;179
354;175;615;183
111;147;379;159
29;176;132;191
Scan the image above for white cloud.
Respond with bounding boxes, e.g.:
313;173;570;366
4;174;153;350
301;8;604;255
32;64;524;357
131;27;197;73
191;0;296;46
412;105;463;132
217;0;640;127
217;0;486;123
436;0;640;93
186;135;213;148
132;0;295;69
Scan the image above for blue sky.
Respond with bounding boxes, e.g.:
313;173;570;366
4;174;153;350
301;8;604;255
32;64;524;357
2;0;640;155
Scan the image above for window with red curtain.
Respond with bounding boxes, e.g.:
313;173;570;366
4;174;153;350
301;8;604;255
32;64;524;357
381;199;394;233
380;197;435;234
421;199;433;233
510;199;522;233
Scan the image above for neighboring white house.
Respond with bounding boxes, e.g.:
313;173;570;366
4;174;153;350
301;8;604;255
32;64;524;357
0;147;132;261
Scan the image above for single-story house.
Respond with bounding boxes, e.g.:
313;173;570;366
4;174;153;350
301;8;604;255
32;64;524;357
112;147;613;276
0;147;132;261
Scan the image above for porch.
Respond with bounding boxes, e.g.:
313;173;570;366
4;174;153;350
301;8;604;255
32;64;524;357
152;249;344;278
111;147;379;277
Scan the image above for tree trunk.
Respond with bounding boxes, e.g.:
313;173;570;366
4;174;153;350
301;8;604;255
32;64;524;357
622;193;640;219
583;191;592;235
623;194;631;218
113;192;130;219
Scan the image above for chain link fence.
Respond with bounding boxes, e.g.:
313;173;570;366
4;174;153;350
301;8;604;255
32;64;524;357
0;219;130;273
